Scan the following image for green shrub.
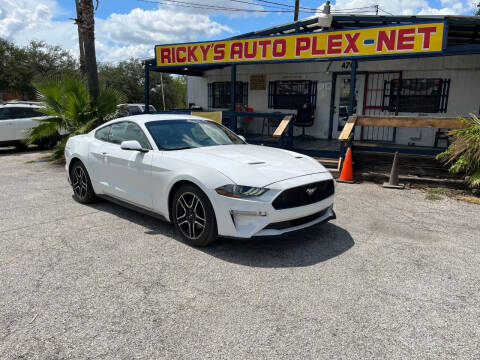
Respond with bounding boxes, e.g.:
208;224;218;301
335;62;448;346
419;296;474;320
437;114;480;188
28;74;125;159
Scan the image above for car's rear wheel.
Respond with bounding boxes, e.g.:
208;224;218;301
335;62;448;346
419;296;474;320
71;161;96;204
172;184;217;247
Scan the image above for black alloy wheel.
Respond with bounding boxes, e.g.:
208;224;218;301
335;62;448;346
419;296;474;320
173;185;217;246
71;161;96;204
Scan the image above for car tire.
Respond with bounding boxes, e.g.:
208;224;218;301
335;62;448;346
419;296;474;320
36;134;59;150
15;141;28;151
70;161;96;204
172;184;218;247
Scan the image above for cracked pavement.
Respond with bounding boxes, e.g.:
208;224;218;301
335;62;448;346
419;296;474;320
0;148;479;359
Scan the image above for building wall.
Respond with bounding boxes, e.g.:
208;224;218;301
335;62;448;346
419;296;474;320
187;54;480;146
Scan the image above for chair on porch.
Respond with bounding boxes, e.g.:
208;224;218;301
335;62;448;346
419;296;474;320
295;103;315;137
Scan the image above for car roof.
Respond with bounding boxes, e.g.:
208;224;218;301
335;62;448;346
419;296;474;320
0;103;42;108
118;103;152;107
103;114;211;127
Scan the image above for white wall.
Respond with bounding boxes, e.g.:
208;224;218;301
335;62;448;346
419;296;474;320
187;54;480;146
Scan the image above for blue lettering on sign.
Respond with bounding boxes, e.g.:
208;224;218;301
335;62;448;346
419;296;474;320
363;39;375;45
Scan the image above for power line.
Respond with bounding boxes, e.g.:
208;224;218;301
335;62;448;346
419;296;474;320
226;0;316;12
253;0;320;11
138;0;379;15
378;7;394;16
240;0;379;13
138;0;297;12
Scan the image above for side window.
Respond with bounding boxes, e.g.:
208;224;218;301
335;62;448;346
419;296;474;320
109;122;128;144
29;109;44;118
107;122;151;148
9;107;25;119
0;108;11;120
20;108;43;118
123;122;151;149
95;125;111;141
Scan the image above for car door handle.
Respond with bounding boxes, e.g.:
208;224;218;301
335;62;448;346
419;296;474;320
101;152;108;155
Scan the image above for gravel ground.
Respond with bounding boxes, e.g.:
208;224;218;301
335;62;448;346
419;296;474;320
0;148;479;360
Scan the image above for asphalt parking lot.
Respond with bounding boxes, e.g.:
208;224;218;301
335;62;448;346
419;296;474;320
1;148;479;359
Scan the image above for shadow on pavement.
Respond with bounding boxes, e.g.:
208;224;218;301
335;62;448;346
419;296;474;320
202;223;354;268
86;199;354;268
0;145;43;156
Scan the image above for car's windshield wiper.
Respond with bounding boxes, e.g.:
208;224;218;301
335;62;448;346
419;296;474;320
168;146;198;151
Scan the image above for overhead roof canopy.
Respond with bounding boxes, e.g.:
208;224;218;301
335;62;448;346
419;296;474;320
145;14;480;76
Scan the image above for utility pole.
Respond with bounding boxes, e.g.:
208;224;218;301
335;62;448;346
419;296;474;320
294;0;299;21
75;0;99;100
160;74;166;111
375;4;379;15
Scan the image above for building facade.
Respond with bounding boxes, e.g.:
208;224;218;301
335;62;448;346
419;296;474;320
187;54;480;147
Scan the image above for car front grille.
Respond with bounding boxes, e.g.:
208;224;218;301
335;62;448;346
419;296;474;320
272;179;334;210
264;208;329;230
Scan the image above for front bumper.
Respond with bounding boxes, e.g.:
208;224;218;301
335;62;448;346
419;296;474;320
210;172;335;238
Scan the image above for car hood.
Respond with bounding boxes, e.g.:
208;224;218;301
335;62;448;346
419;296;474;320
171;144;329;187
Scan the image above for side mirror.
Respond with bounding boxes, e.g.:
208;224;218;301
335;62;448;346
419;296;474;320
120;140;148;152
238;135;246;142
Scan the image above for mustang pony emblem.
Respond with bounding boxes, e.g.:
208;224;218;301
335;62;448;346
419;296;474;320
306;187;317;196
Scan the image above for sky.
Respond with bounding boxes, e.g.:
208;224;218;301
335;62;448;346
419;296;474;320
0;0;477;63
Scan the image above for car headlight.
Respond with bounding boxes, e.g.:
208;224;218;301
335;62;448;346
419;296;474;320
215;184;269;198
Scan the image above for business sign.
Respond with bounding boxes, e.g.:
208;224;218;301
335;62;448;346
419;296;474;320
250;74;266;90
155;22;445;67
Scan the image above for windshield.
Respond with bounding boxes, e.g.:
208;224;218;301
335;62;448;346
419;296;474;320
145;119;245;150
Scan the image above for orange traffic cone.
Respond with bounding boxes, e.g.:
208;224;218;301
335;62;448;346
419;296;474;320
336;147;354;183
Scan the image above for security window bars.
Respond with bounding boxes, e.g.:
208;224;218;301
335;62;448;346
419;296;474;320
387;78;450;113
268;80;317;110
208;82;248;109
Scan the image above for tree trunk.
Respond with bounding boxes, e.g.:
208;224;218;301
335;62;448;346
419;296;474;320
76;0;98;100
75;0;86;74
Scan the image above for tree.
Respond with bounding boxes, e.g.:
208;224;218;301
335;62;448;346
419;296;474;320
98;59;186;109
0;39;77;99
75;0;99;99
28;74;125;159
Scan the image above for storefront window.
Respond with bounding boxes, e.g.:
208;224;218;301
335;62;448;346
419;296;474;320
208;82;248;109
268;80;317;110
388;78;450;113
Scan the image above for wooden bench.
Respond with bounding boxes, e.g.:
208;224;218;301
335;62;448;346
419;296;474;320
338;115;469;145
272;115;293;138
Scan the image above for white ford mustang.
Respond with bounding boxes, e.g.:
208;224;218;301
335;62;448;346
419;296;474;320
65;115;335;246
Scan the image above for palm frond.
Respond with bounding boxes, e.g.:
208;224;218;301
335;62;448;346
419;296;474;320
437;114;480;188
26;119;61;144
31;74;125;160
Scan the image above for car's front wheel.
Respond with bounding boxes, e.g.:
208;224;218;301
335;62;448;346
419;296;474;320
172;184;218;247
70;161;96;204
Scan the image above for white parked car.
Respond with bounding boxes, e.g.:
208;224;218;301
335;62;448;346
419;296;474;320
65;115;335;246
0;102;57;148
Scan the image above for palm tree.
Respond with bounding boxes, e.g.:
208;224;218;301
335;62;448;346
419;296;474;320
28;74;125;159
437;114;480;189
